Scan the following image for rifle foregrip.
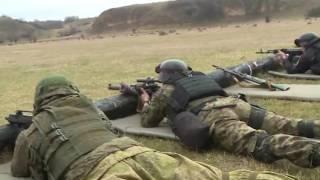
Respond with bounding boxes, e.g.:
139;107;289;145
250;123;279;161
136;79;161;83
136;79;148;83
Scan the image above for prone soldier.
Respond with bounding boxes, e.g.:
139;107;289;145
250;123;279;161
10;75;297;180
276;32;320;74
138;59;320;168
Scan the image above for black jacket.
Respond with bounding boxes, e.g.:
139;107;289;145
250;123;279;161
284;44;320;74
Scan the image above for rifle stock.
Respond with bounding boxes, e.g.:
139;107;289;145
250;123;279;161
0;111;32;150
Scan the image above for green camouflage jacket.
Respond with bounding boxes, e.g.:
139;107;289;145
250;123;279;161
140;84;174;127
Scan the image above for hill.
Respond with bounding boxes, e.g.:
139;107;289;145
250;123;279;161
30;20;64;30
92;0;224;33
2;0;320;42
0;16;95;44
92;0;320;33
0;16;39;43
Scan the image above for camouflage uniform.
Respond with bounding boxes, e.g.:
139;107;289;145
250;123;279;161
11;75;296;180
141;84;320;168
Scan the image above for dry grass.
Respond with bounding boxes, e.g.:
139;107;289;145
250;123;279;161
1;18;320;179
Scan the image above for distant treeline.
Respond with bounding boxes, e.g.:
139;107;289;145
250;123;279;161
0;16;37;43
0;16;88;44
308;6;320;17
175;0;295;16
222;0;281;16
174;0;320;18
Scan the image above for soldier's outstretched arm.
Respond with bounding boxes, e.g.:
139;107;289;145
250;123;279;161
140;85;174;127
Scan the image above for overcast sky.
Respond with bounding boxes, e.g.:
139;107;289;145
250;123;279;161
1;0;169;21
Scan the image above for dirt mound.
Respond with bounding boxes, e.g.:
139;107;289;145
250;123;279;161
92;0;224;33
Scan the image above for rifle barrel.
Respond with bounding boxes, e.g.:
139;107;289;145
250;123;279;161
108;84;121;90
136;79;161;83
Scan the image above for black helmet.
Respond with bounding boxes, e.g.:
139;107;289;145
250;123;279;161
294;32;320;48
155;59;192;83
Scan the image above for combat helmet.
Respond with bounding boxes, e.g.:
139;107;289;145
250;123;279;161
155;59;192;83
294;32;320;48
34;75;80;112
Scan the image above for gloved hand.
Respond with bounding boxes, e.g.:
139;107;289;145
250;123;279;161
136;88;150;112
275;51;289;66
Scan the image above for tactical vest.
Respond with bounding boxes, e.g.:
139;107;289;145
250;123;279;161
168;73;227;113
167;73;227;149
29;95;116;180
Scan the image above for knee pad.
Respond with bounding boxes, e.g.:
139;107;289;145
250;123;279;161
310;144;320;167
297;120;316;138
248;105;266;130
252;132;279;163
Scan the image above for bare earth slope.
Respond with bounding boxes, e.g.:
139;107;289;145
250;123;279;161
92;0;224;33
92;0;320;34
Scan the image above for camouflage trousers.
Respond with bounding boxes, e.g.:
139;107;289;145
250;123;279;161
198;96;320;167
67;137;296;180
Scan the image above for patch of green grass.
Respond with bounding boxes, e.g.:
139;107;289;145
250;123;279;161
1;18;320;179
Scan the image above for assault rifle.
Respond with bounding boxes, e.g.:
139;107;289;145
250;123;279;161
108;77;161;96
0;110;32;150
256;48;303;57
212;65;290;91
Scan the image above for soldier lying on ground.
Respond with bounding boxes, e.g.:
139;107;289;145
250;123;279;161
10;75;297;180
277;32;320;74
138;59;320;168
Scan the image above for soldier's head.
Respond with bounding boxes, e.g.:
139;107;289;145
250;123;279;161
155;59;192;84
294;32;320;48
34;75;80;112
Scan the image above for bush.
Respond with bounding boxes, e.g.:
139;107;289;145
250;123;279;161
32;20;63;30
158;31;168;36
173;0;225;20
307;6;320;17
64;16;79;24
58;26;81;37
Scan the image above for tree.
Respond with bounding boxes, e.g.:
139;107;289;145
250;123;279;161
238;0;282;16
175;0;225;20
239;0;263;16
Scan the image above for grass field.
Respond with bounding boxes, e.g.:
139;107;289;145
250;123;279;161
1;18;320;179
